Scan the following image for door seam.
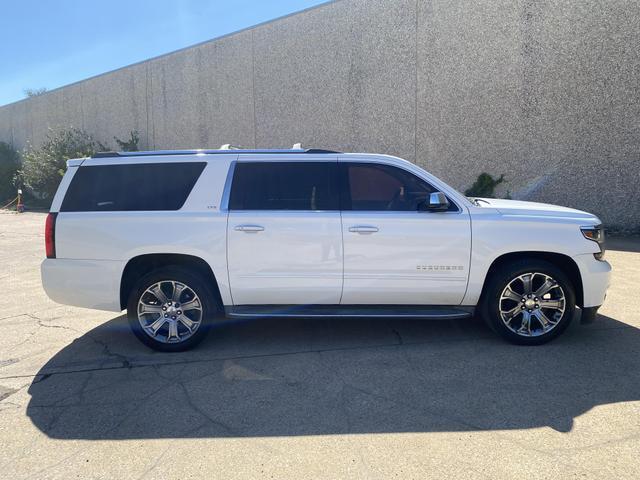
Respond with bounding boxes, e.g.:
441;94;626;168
225;210;235;306
338;209;345;305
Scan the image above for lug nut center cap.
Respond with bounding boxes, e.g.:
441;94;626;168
524;299;536;309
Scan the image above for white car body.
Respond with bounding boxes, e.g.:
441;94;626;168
41;150;611;331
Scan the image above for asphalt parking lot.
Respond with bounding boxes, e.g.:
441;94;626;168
1;211;639;479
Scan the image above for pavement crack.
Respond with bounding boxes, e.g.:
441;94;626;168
0;386;18;402
177;381;239;436
84;332;133;369
0;334;492;382
391;328;404;345
0;381;32;403
0;400;21;411
0;358;19;368
27;313;80;333
32;373;52;384
136;444;173;480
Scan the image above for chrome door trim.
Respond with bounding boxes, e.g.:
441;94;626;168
234;224;265;232
348;225;379;234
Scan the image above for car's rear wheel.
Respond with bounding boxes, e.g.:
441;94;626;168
127;266;218;351
481;259;576;345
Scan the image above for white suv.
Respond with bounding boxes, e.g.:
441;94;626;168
41;147;611;351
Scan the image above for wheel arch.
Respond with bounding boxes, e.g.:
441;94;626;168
120;253;223;310
480;251;584;307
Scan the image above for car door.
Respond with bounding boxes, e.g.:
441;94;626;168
226;157;343;305
340;160;471;305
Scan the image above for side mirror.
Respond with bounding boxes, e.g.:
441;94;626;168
419;192;449;211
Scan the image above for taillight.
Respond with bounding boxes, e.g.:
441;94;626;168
45;213;57;258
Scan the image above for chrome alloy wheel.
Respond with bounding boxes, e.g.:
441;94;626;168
499;272;566;337
137;280;203;344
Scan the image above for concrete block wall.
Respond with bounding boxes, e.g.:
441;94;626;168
0;0;638;230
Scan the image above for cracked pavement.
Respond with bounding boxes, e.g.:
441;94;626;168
1;212;640;479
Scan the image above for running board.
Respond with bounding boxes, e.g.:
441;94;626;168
225;305;474;319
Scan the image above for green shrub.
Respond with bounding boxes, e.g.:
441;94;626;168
0;142;20;202
464;173;505;198
18;128;106;201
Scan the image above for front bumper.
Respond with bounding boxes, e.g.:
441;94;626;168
41;258;124;312
572;253;611;309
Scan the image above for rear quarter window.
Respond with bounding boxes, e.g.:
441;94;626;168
60;162;206;212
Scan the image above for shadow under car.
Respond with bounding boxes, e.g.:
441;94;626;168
26;312;640;439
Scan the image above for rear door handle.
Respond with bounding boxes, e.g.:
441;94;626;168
349;225;379;234
234;224;265;233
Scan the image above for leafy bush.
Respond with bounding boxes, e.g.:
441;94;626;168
464;173;505;198
0;142;20;202
114;130;140;151
18;128;106;201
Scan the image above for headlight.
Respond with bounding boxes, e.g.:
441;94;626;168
581;225;606;260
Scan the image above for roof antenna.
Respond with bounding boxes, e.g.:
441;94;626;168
220;144;241;150
292;143;303;150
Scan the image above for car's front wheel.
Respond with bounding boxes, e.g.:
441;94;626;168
127;267;218;351
481;259;576;345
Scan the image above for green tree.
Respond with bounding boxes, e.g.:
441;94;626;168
19;128;105;201
0;142;20;202
464;173;505;198
114;130;140;151
23;87;48;98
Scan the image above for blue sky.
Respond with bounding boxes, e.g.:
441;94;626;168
0;0;328;106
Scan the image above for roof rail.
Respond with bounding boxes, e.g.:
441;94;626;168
92;151;120;158
90;147;341;158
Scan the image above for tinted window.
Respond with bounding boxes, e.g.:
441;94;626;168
61;162;206;212
229;162;338;211
341;163;455;211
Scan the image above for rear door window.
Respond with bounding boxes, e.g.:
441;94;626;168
60;162;206;212
229;162;339;211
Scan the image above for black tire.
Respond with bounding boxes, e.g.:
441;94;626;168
127;266;220;352
480;259;576;345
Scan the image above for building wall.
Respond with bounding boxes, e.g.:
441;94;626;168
1;0;638;229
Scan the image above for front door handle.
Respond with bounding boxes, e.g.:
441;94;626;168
234;224;265;233
349;225;379;234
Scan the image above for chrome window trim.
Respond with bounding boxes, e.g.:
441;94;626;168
228;210;341;213
340;210;463;215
